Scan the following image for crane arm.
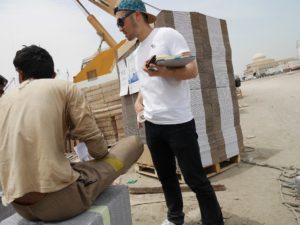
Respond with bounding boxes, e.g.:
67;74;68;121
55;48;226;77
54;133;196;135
75;0;117;48
88;0;118;16
87;15;117;47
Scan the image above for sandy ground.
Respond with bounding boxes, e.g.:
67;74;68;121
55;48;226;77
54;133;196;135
120;71;300;225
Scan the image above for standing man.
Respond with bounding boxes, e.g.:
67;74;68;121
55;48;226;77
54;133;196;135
0;45;143;222
115;1;224;225
0;74;7;97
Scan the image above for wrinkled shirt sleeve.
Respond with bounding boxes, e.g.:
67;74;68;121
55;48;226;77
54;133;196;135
66;84;108;159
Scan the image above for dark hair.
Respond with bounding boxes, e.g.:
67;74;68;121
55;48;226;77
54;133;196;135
0;74;8;87
13;45;55;79
114;7;119;15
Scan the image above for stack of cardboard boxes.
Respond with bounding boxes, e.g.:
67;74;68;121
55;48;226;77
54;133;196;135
82;80;125;146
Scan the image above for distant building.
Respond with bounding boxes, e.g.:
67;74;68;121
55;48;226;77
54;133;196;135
243;53;297;79
297;40;300;59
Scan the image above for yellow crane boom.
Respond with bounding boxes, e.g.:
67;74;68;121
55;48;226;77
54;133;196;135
87;0;118;16
73;0;138;83
75;0;117;48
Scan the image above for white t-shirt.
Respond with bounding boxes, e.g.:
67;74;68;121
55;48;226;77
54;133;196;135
135;27;193;125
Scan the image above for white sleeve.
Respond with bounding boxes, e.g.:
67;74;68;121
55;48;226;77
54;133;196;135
165;28;190;55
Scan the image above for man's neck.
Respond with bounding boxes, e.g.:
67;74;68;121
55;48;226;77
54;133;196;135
137;24;153;42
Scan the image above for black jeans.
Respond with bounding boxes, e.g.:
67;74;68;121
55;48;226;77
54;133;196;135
145;119;224;225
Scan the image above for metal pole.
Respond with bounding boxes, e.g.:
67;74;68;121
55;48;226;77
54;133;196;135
74;0;90;16
143;1;161;11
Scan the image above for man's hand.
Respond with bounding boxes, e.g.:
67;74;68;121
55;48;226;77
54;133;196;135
135;93;144;128
134;100;144;115
143;61;168;77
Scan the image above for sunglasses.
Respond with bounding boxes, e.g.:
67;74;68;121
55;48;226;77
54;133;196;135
117;11;135;28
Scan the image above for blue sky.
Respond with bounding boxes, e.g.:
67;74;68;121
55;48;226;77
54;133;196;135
0;0;299;86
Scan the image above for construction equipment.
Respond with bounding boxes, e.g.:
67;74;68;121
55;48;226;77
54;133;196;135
73;0;139;84
74;0;117;49
73;0;130;82
87;0;118;16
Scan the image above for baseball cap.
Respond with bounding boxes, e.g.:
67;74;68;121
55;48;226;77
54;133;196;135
114;0;156;24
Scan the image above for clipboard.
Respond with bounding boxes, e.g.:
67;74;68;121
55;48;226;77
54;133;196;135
155;55;196;67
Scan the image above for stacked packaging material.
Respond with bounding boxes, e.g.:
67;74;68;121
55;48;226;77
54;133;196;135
82;80;125;146
121;10;243;167
0;185;132;225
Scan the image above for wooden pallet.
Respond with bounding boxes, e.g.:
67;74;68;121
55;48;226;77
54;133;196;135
204;155;240;177
135;155;240;184
135;164;186;183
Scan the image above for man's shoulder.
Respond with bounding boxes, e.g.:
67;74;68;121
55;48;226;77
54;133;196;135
154;27;183;43
33;79;76;96
36;79;72;89
156;27;179;36
38;79;71;85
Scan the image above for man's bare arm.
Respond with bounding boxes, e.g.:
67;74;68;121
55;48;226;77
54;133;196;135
134;92;144;113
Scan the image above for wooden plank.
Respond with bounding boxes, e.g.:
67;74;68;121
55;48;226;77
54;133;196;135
204;155;240;175
93;109;123;119
93;104;122;114
135;164;185;183
129;184;226;194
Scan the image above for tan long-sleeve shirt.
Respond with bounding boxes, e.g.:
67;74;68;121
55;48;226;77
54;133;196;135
0;79;107;205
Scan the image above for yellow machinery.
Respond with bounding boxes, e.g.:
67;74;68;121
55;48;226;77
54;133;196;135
73;0;153;83
73;0;125;83
87;0;118;16
74;0;117;49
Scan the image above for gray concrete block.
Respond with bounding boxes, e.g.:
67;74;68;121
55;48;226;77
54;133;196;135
0;185;132;225
0;203;15;222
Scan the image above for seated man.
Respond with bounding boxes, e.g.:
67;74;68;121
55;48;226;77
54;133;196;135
0;45;143;222
0;74;8;97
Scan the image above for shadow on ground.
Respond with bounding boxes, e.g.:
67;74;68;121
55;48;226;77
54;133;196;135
185;211;265;225
242;146;282;161
208;146;282;183
222;211;265;225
